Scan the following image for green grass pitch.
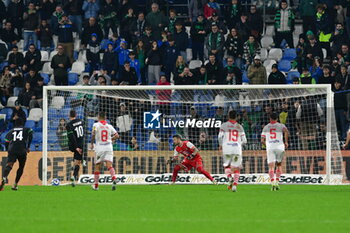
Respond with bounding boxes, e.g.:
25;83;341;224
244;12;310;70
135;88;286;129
1;185;349;233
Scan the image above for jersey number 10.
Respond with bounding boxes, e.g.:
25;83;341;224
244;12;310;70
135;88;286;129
74;126;84;138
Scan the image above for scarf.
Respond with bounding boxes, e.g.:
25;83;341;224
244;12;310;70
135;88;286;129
231;4;238;17
208;32;221;49
208;2;220;10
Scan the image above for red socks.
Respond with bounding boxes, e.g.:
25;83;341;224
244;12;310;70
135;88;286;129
172;165;181;182
269;170;275;182
233;170;240;186
94;171;100;188
276;169;281;182
108;167;116;181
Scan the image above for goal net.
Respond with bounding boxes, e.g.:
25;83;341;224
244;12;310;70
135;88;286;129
42;85;346;185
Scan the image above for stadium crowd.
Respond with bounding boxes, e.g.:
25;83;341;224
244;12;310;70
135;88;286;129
0;0;350;151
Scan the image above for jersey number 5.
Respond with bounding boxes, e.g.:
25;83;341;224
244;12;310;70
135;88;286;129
101;130;108;142
228;129;238;142
270;128;276;139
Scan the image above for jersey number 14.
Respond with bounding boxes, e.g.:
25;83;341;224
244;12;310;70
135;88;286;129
12;131;23;141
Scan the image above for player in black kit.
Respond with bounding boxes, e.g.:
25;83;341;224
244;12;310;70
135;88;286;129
0;118;33;191
66;110;84;187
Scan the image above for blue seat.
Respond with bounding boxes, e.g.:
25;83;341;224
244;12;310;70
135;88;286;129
40;73;50;85
282;48;297;60
36;120;43;131
0;108;13;121
287;71;300;84
68;73;79;85
116;142;128;151
0;131;9;143
143;142;158;151
278;60;291;72
48;133;58;144
25;120;36;129
33;132;43;143
242;71;249;83
22;108;29;118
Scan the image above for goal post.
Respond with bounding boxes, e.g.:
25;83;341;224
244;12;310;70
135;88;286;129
42;84;346;186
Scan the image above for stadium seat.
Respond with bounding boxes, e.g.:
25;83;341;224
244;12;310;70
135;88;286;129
268;48;283;61
41;51;49;62
0;108;13;121
22;108;28;117
42;62;53;75
264;25;275;36
7;96;18;107
51;96;65;109
36;120;43;132
278;60;291;72
33;132;43;143
143;142;158;151
116;142;128;151
27;108;43;121
294;25;303;36
68;73;79;85
77;51;87;63
263;59;276;70
40;73;50;85
189;60;202;70
74;39;81;51
242;71;249;84
261;36;273;48
322;48;327;59
282;49;297;60
186;48;193;62
49;50;58;61
287;71;300;84
25;120;36;129
70;61;85;74
260;48;268;61
0;131;9;143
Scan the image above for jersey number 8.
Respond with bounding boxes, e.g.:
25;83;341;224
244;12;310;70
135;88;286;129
101;130;108;142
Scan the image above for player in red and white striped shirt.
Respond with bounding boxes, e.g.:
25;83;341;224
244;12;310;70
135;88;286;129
261;112;289;191
168;135;217;184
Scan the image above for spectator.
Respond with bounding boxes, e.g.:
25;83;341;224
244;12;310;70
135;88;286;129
331;57;341;77
247;5;263;41
120;7;136;45
162;36;179;80
130;12;148;46
197;132;212;150
205;23;225;62
57;118;69;150
11;101;26;125
225;0;242;30
40;0;56;22
146;41;162;84
23;2;40;51
134;40;147;84
337;65;350;90
0;22;19;50
331;23;349;57
195;65;208;85
309;57;323;82
81;17;103;48
99;0;118;39
296;96;323;150
37;20;53;52
274;0;295;48
304;35;323;67
299;0;317;34
318;65;334;85
118;61;138;85
268;64;286;84
345;2;350;38
243;35;261;66
225;28;243;69
24;69;40;89
119;0;132;21
51;5;65;35
247;55;267;84
173;21;189;61
204;0;220;20
23;44;41;73
155;74;171;119
145;3;168;40
206;12;227;35
18;82;35;108
86;33;100;74
10;68;24;96
128;51;141;84
205;54;223;84
0;39;8;63
62;0;83;37
129;136;139;151
116;102;133;146
0;66;12;105
174;67;196;85
190;14;206;61
29;77;44;109
188;0;206;22
167;9;177;35
340;44;350;66
333;79;348;141
82;0;99;21
296;34;307;72
299;67;316;84
235;13;250;42
8;46;24;71
51;45;71;86
315;4;333;58
7;0;25;36
223;56;242;84
89;72;111;85
102;42;118;78
56;14;75;63
174;55;186;80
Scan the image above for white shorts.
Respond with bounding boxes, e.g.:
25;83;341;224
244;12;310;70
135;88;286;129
267;149;285;164
223;154;242;168
95;151;114;164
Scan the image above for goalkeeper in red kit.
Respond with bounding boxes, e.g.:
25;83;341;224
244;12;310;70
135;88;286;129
167;135;217;184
